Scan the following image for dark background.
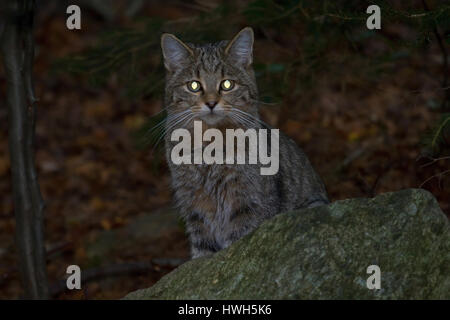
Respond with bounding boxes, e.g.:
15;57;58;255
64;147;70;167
0;0;449;299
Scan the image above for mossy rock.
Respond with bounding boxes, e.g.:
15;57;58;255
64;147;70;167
124;189;449;299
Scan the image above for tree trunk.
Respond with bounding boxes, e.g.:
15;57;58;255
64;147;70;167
0;0;49;299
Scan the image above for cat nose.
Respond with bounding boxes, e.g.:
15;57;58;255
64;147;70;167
205;101;218;110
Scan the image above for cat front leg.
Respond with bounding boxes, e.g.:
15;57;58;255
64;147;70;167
186;211;220;259
222;207;261;248
190;243;217;259
303;194;330;208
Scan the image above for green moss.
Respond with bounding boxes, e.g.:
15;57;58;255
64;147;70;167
125;189;449;300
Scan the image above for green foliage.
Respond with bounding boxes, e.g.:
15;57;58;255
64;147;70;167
56;0;450;153
57;1;449;98
56;18;166;99
424;114;450;155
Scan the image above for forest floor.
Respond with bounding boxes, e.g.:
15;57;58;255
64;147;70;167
0;1;449;299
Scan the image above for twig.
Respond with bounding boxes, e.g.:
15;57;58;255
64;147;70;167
419;169;450;188
422;0;449;109
151;257;188;267
431;117;450;150
46;241;73;259
49;257;186;297
0;0;49;299
176;1;214;13
356;162;394;197
419;156;450;168
0;241;73;289
50;261;154;297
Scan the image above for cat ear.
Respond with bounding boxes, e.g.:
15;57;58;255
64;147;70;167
161;33;193;72
225;27;254;67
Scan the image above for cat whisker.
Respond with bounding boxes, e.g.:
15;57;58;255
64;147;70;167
221;104;254;128
230;112;254;128
145;101;180;123
233;108;272;129
153;112;194;150
221;99;265;125
227;114;246;128
148;106;169;118
221;107;244;126
249;98;279;106
143;119;168;140
226;108;259;128
144;110;190;143
144;112;192;155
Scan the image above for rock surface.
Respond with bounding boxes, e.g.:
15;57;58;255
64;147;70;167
124;189;449;299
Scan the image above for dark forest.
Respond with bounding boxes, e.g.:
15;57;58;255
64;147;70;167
0;0;449;300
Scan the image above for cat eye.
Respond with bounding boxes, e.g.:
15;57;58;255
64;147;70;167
220;79;234;91
188;81;201;92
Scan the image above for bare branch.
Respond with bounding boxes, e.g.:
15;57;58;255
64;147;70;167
422;0;449;109
419;169;450;188
420;156;450;168
0;0;49;299
50;261;155;297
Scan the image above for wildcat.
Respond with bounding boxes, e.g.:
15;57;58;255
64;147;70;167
161;27;329;258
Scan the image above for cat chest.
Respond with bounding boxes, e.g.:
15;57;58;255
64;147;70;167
174;164;249;218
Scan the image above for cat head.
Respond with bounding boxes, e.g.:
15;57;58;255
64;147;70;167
161;27;259;129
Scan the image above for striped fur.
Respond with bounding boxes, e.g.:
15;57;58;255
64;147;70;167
161;28;329;258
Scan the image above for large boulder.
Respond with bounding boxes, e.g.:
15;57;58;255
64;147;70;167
124;189;449;299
